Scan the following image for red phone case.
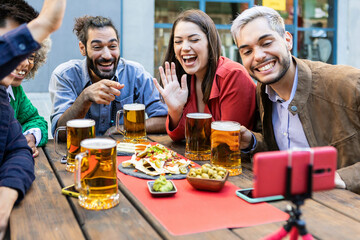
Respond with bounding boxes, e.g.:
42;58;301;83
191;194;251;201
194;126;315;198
253;146;337;198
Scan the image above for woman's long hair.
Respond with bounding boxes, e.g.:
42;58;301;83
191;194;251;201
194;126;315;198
161;9;221;104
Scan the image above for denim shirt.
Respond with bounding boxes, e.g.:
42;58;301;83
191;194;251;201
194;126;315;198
49;58;167;136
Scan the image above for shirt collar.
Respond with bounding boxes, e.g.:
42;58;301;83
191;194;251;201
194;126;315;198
208;56;225;100
265;65;299;105
6;86;15;102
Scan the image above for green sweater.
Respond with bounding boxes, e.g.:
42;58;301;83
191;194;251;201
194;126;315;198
9;85;48;146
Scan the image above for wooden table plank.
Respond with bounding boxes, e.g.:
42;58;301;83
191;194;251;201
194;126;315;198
44;141;162;240
10;148;84;240
312;189;360;222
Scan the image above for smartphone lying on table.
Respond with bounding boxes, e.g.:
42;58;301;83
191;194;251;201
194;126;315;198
236;188;284;203
61;184;79;198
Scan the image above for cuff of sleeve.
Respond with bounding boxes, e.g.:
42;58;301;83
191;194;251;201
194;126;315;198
241;133;257;153
337;162;360;194
23;128;42;146
6;24;40;56
0;178;26;204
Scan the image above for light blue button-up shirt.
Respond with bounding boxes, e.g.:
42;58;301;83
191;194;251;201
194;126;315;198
49;58;167;136
265;67;310;150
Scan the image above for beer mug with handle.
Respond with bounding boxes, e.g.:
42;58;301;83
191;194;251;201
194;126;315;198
75;138;120;210
55;119;95;172
185;113;212;160
211;121;242;176
116;103;146;142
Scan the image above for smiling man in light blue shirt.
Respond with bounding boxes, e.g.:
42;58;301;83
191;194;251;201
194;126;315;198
49;15;167;137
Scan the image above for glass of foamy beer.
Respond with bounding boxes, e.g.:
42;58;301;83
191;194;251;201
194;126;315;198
185;113;212;160
75;138;120;210
116;103;146;142
210;121;242;176
55;119;95;172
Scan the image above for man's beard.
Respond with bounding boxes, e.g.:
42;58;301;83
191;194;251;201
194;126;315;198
86;52;119;80
251;52;291;85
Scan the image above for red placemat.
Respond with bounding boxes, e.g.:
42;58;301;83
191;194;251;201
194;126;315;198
117;156;288;236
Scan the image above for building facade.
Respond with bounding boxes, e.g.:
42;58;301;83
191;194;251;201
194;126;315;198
24;0;360;92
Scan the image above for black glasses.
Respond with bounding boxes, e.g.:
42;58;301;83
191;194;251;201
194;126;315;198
27;54;36;64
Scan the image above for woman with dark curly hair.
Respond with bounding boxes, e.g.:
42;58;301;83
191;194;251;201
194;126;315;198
153;9;257;141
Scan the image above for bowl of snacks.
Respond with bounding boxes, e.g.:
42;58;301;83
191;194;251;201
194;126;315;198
186;164;229;192
147;175;177;197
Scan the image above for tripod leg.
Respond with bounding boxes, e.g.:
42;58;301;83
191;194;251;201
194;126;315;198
289;227;298;240
261;227;288;240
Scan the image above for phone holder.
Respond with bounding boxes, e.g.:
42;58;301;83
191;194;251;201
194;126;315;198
262;149;314;240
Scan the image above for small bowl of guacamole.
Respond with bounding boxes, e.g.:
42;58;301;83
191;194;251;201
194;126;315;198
147;175;177;197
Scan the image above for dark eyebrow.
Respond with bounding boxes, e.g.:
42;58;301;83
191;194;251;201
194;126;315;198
90;38;118;44
238;34;273;49
174;33;201;39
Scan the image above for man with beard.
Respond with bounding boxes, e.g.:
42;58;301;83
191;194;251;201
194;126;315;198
49;15;167;138
231;6;360;194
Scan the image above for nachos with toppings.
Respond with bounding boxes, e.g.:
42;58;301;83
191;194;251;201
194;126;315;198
122;144;192;176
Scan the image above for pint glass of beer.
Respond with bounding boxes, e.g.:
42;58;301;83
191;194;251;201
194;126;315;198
75;138;120;210
55;119;95;172
211;121;241;176
116;103;146;142
185;113;212;160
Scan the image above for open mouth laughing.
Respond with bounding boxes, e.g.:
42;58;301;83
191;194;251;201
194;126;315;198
97;61;114;71
182;55;197;65
253;59;276;73
11;69;27;79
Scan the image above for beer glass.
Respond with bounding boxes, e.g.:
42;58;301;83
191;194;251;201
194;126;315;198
211;121;242;176
185;113;212;160
55;119;95;172
75;138;120;210
116;103;146;142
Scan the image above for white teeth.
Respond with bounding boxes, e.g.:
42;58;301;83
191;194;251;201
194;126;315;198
100;62;112;66
183;55;196;60
13;70;25;76
258;62;274;71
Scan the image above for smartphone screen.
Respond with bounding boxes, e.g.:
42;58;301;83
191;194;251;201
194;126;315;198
239;189;253;198
236;188;284;203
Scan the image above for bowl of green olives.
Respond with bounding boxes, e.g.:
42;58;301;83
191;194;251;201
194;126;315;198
186;164;229;192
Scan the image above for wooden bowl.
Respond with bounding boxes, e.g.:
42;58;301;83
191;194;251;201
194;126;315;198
186;170;229;192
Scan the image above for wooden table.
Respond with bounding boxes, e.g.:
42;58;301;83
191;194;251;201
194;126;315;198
8;134;360;240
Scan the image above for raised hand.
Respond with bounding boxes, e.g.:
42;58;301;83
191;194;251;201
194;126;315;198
153;62;188;126
27;0;67;43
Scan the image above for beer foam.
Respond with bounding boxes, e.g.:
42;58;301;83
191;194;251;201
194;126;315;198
123;103;145;111
67;119;95;128
81;138;116;149
186;113;212;119
211;121;240;131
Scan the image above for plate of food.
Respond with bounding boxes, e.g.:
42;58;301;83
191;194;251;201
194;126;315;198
118;143;193;180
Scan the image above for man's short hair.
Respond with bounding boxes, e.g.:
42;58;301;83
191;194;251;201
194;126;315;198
73;15;119;45
231;6;285;46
